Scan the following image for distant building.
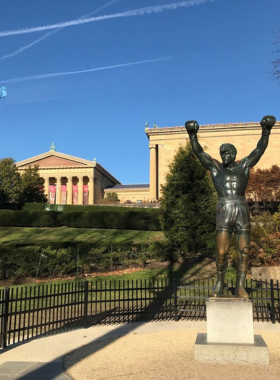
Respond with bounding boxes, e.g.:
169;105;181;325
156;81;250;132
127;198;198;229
16;147;120;205
103;184;150;204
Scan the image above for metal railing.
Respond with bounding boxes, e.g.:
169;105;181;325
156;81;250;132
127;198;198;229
0;278;279;349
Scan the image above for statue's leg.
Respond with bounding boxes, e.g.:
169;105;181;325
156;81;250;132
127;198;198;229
235;232;250;298
212;231;230;297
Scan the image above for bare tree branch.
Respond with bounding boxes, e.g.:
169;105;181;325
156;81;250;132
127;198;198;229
271;27;280;82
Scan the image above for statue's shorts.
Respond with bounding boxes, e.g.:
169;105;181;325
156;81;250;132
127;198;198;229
216;196;251;233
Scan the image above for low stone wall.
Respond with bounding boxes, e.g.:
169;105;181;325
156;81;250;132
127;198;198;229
96;203;161;208
251;266;280;282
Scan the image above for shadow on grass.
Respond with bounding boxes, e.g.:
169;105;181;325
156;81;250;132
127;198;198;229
0;227;163;246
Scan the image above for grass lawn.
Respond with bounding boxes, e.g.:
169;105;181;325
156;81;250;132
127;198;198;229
0;268;170;289
0;266;181;289
0;227;165;245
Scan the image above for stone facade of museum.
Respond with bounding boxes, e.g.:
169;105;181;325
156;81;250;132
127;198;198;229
16;121;280;205
145;121;280;200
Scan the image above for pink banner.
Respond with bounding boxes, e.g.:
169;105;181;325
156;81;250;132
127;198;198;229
49;185;56;204
83;185;88;205
72;185;78;205
61;185;67;205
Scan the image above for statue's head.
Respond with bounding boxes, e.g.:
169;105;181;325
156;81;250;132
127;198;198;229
220;143;237;166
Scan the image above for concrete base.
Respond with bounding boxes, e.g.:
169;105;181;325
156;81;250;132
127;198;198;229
207;298;254;344
194;333;269;365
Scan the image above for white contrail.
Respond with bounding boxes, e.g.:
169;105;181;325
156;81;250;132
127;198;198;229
0;56;173;84
0;0;120;60
0;30;60;60
0;0;212;37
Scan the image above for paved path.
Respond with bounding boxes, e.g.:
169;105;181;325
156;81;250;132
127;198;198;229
0;321;279;380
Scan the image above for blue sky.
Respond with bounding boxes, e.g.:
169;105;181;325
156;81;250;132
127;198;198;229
0;0;279;184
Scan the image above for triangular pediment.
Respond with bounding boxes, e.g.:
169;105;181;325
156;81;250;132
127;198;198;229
16;151;95;169
24;156;87;168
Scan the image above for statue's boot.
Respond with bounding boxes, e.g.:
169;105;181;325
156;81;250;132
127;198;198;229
212;259;228;297
235;260;249;299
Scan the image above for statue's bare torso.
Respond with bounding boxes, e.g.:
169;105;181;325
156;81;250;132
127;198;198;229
211;159;250;197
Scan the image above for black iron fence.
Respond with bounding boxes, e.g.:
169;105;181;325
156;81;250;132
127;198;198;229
0;278;279;349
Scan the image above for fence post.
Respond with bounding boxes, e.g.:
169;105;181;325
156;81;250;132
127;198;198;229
174;279;178;322
270;279;276;324
2;287;10;348
84;281;88;328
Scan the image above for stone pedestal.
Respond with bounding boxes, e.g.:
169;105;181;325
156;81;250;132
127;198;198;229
207;297;254;344
194;333;269;364
194;297;269;365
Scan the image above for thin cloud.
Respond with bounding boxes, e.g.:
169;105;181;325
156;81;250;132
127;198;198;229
0;0;120;60
0;0;213;37
0;56;173;84
8;95;67;105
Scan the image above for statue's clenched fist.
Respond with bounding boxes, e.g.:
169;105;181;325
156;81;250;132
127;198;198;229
260;115;276;131
185;120;199;134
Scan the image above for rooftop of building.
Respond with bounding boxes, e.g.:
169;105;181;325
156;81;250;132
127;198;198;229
145;120;280;137
105;184;150;190
145;120;280;130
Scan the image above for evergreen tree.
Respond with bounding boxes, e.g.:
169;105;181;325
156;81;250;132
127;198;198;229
19;165;47;204
0;158;21;205
160;142;217;255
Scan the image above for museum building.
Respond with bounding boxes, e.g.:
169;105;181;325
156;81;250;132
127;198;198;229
16;120;280;205
16;144;121;205
144;120;280;200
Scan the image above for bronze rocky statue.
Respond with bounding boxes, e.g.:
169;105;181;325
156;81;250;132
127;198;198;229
185;115;276;298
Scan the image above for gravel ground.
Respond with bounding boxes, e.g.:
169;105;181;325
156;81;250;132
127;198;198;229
64;329;280;380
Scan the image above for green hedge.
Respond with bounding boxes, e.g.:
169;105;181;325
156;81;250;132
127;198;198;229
0;209;161;230
0;210;61;227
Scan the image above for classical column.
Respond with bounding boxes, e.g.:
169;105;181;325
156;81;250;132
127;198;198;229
78;176;84;205
149;145;157;200
56;176;61;204
42;177;49;199
67;177;73;205
88;176;95;205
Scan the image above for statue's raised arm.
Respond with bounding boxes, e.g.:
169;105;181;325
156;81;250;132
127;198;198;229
245;115;276;168
185;120;215;170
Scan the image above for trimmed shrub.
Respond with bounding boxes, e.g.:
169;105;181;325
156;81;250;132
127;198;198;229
0;245;77;279
0;246;41;279
0;241;150;279
0;210;60;227
0;209;161;230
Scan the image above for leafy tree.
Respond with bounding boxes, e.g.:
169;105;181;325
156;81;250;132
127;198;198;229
246;165;280;201
103;192;119;203
160;142;217;255
0;158;21;205
19;165;47;204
